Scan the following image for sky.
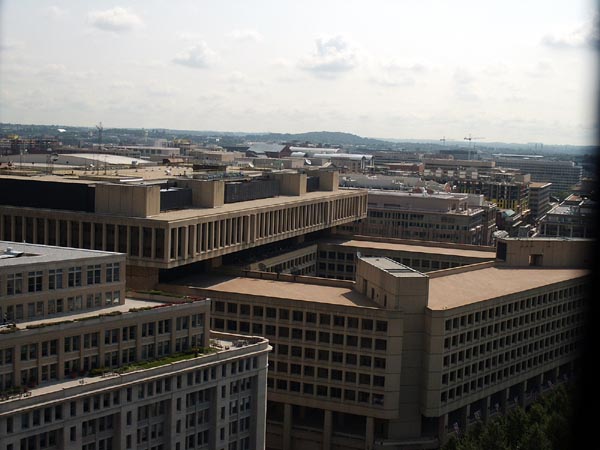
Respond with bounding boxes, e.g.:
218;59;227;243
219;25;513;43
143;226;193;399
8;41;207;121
0;0;598;145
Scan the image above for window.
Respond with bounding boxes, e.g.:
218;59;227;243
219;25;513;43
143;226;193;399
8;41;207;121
7;273;23;295
87;265;102;285
106;263;120;282
27;271;43;293
68;267;82;287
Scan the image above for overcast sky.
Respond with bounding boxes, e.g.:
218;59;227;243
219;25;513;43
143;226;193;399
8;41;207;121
0;0;597;145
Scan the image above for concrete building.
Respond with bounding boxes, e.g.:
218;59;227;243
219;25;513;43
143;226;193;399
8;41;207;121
538;194;596;238
226;237;495;281
164;237;590;450
0;170;367;289
528;182;552;222
0;241;270;450
341;190;494;246
494;157;582;194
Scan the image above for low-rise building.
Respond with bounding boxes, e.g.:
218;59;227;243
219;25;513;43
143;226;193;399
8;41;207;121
0;241;270;450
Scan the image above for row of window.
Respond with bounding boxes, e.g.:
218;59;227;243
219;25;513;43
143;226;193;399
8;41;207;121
444;307;583;350
271;361;386;387
267;378;385;407
3;290;122;322
443;325;582;369
213;301;388;331
442;333;580;386
444;287;585;331
440;343;578;404
1;263;120;297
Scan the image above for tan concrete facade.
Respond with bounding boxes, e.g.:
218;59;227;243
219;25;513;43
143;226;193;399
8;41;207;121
0;172;367;289
340;191;490;246
0;242;270;450
164;238;589;449
0;241;126;323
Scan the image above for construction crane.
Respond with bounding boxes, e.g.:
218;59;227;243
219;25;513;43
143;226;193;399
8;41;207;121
463;134;484;160
440;136;454;146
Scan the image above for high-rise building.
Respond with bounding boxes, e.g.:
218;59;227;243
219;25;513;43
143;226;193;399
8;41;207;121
528;182;552;222
0;241;270;450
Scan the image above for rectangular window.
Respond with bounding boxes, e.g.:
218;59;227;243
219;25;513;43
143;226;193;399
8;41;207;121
106;263;121;283
87;265;102;285
27;271;43;293
7;273;23;295
68;267;82;287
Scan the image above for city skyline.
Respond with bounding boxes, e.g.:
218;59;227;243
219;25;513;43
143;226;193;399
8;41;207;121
0;0;597;145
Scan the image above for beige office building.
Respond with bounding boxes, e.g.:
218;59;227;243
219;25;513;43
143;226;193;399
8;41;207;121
0;171;367;289
164;237;590;450
341;190;493;246
0;242;270;450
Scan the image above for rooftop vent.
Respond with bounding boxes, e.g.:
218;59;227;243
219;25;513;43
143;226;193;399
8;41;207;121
0;247;25;259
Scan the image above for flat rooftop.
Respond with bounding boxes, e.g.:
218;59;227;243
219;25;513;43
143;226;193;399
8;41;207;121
326;238;496;259
176;275;378;308
13;298;167;330
154;189;362;221
428;266;589;310
0;241;122;268
529;182;552;189
360;257;425;278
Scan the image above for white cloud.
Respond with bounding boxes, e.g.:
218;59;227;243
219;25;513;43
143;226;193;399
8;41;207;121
44;5;67;19
299;35;359;77
173;42;217;69
542;15;599;49
527;61;554;78
372;61;428;87
453;68;479;102
228;29;263;42
88;7;143;33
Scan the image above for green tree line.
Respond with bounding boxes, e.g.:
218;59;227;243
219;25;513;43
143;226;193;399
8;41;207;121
443;385;574;450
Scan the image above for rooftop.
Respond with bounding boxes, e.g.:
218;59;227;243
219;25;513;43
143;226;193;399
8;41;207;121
154;189;362;221
12;298;168;330
0;241;122;269
427;266;589;310
359;257;425;277
327;238;496;259
177;275;379;308
529;182;553;189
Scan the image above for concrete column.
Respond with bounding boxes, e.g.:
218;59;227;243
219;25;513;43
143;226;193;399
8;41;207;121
183;226;189;259
323;410;332;450
482;396;490;421
165;227;172;261
126;226;131;257
32;218;38;244
90;223;95;249
459;405;468;429
438;413;448;442
283;403;292;450
500;388;508;413
151;228;156;259
102;224;107;251
43;218;49;244
365;416;374;450
203;223;209;252
173;227;178;259
137;226;142;258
